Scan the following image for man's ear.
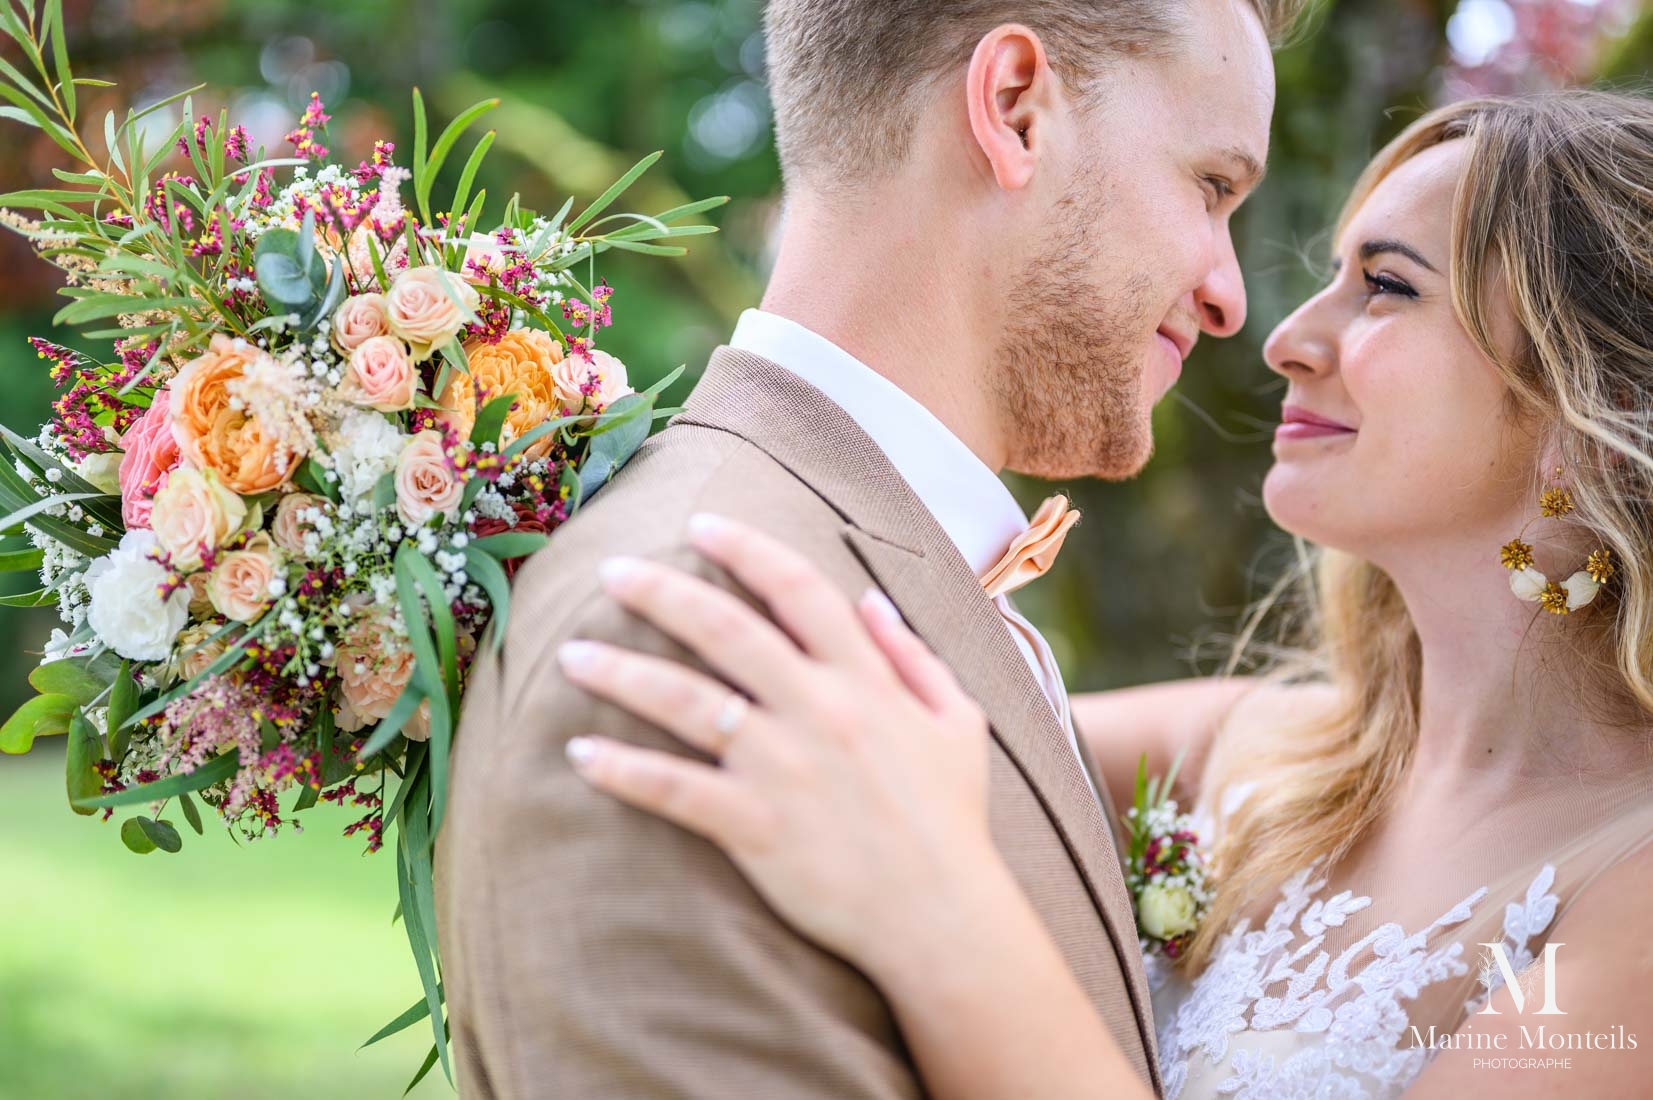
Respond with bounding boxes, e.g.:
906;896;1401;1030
965;23;1051;192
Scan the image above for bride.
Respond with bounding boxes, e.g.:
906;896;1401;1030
550;89;1653;1098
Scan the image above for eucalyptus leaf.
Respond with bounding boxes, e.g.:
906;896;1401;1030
119;816;157;854
1;692;77;754
577;393;653;500
136;816;183;853
27;659;103;705
254;249;318;310
178;789;205;835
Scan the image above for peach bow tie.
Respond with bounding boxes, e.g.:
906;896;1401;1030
979;494;1081;599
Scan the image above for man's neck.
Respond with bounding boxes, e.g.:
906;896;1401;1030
757;191;1009;471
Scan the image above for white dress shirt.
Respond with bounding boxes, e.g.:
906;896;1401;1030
728;309;1097;802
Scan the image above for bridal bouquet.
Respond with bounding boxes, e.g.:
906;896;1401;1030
0;2;721;1085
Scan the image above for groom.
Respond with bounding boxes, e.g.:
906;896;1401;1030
436;0;1288;1094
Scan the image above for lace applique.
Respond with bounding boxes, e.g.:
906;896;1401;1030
1462;864;1560;1015
1153;862;1564;1100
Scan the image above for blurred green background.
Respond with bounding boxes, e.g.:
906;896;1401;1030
0;0;1646;1095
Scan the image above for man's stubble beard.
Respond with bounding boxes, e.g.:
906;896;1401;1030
994;182;1157;482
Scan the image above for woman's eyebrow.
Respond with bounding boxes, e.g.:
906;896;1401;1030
1358;238;1440;274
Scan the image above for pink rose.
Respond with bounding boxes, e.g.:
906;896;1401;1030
551;349;635;418
330;293;390;354
550;354;589;414
394;430;463;528
117;390;182;529
343;336;416;412
271;492;327;557
207;533;280;623
460;238;511;285
586;349;633;408
385;265;478;361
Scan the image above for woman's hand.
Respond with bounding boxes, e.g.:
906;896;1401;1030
555;512;1007;977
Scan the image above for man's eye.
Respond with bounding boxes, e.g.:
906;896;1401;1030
1202;176;1234;205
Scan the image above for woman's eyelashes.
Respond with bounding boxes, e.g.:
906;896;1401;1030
1361;269;1419;300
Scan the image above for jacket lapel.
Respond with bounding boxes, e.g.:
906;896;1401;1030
676;348;1159;1067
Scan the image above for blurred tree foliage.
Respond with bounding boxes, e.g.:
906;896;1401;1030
0;0;1647;722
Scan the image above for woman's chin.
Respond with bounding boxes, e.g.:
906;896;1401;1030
1261;462;1344;546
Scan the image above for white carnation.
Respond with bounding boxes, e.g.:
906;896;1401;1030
84;530;190;662
330;409;405;506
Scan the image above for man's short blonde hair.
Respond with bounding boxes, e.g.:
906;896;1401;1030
763;0;1309;183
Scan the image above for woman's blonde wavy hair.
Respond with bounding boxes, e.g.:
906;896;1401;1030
1184;89;1653;972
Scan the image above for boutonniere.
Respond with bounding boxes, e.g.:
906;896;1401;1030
1122;752;1212;959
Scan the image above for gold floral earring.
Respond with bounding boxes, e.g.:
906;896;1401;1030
1500;468;1616;615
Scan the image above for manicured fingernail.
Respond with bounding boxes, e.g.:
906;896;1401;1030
862;588;902;625
598;556;644;591
558;640;601;675
566;736;599;770
686;513;733;547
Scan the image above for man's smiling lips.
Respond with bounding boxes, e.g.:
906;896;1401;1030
1157;323;1196;362
1276;404;1357;442
1155;322;1196;390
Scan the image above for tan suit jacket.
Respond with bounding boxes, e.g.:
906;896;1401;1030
435;347;1161;1097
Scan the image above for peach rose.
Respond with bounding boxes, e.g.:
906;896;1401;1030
173;622;229;682
149;466;248;571
404;699;432;743
207;533;280;623
198;407;299;494
117;390;182;529
440;329;564;458
333;610;418;734
330;292;390;354
271;492;327;557
184;571;214;617
385;265;478;360
394;430;463;528
170;334;302;494
342;335;416;412
436;371;476;441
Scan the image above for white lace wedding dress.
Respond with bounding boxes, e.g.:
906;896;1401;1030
1148;770;1653;1099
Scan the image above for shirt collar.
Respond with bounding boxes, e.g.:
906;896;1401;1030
728;309;1027;577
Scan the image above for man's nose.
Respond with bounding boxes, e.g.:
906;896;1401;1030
1194;234;1247;338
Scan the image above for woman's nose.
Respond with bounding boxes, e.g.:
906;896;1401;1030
1264;294;1337;379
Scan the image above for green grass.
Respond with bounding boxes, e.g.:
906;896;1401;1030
0;744;451;1098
